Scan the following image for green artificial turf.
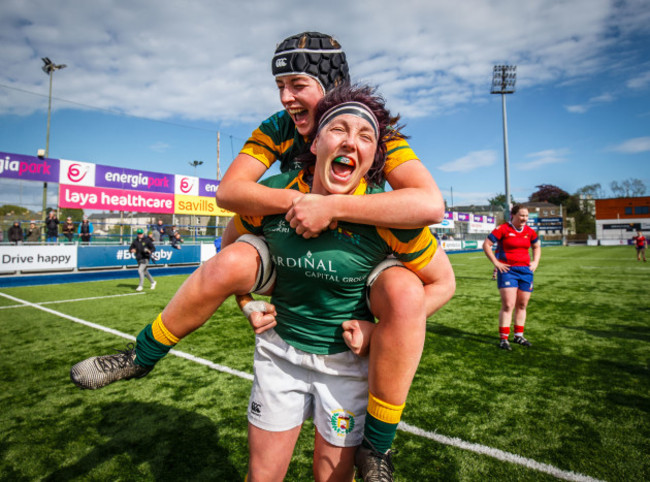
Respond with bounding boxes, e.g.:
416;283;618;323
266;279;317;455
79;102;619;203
0;246;647;480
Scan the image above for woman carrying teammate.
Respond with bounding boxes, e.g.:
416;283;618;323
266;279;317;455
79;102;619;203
72;84;440;481
71;32;456;481
483;204;541;350
216;32;455;477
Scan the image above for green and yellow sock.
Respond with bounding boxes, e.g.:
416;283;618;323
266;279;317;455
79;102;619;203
134;314;179;367
362;392;405;454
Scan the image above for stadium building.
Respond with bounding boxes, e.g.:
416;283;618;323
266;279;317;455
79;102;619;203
594;196;650;245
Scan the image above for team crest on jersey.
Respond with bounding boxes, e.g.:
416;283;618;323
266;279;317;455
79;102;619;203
330;409;355;436
268;219;292;234
334;227;360;245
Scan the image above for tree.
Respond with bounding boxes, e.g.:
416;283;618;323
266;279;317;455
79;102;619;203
528;184;570;205
576;183;605;199
610;178;646;197
0;204;30;216
566;193;595;235
59;208;84;222
487;193;515;208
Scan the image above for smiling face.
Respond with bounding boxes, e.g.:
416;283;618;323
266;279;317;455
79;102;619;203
511;208;529;228
309;113;378;195
276;74;324;136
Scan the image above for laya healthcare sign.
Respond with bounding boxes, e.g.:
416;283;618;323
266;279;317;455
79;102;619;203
0;151;233;216
60;184;175;213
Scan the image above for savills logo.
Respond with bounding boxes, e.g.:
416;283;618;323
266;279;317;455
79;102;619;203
67;163;88;183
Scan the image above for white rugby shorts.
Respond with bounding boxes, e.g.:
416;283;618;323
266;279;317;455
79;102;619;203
247;329;369;447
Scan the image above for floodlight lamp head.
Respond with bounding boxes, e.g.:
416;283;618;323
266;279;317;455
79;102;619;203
490;64;517;94
41;58;67;74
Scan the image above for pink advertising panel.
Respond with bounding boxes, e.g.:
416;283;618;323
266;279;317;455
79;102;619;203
59;184;174;213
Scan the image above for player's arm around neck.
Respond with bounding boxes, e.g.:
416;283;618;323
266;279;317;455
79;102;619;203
216;153;302;216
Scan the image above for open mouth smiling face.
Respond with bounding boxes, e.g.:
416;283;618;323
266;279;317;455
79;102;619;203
276;75;324;136
330;155;357;182
310;114;377;195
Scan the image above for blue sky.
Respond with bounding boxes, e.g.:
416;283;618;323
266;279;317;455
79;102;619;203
1;0;649;212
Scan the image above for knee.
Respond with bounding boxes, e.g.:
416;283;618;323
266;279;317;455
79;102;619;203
439;265;456;303
515;300;529;311
200;243;259;293
370;268;425;321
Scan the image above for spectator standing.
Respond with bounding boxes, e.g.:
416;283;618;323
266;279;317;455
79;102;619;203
26;221;41;242
130;228;156;292
45;211;59;243
78;216;94;243
62;217;76;242
153;219;166;243
633;230;647;262
8;221;24;245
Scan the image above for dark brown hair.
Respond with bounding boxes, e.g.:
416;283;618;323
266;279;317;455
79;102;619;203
511;204;527;216
298;83;405;186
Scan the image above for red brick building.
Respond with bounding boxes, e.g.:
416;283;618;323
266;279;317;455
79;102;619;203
595;196;650;243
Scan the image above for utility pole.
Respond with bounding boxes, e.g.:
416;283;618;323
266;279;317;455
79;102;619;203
40;57;67;238
188;160;204;241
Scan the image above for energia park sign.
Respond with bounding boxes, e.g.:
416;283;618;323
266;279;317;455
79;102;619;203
0;151;233;217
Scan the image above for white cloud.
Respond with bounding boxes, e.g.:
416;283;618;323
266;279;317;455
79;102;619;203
565;92;614;114
518;149;568;170
438;150;496;173
149;142;170;153
609;137;650;153
589;93;614;103
0;0;646;124
627;71;650;89
566;104;589;114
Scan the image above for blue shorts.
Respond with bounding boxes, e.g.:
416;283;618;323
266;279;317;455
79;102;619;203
497;266;534;292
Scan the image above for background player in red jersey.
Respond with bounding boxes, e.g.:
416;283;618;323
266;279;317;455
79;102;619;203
632;230;647;262
483;205;541;350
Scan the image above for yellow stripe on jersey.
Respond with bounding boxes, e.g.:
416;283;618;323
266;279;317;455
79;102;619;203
353;178;368;196
377;227;437;272
241;129;295;169
384;137;418;176
234;214;262;235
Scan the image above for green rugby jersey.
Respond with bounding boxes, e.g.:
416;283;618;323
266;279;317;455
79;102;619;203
240;110;419;177
234;169;437;355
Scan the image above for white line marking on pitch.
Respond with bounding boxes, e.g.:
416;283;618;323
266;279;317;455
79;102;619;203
0;291;605;482
0;292;145;310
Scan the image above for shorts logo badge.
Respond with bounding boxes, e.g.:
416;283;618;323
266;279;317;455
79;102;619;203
330;409;355;436
251;401;262;416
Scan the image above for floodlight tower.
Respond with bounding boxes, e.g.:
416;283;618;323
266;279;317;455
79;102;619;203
40;57;67;228
491;65;516;221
